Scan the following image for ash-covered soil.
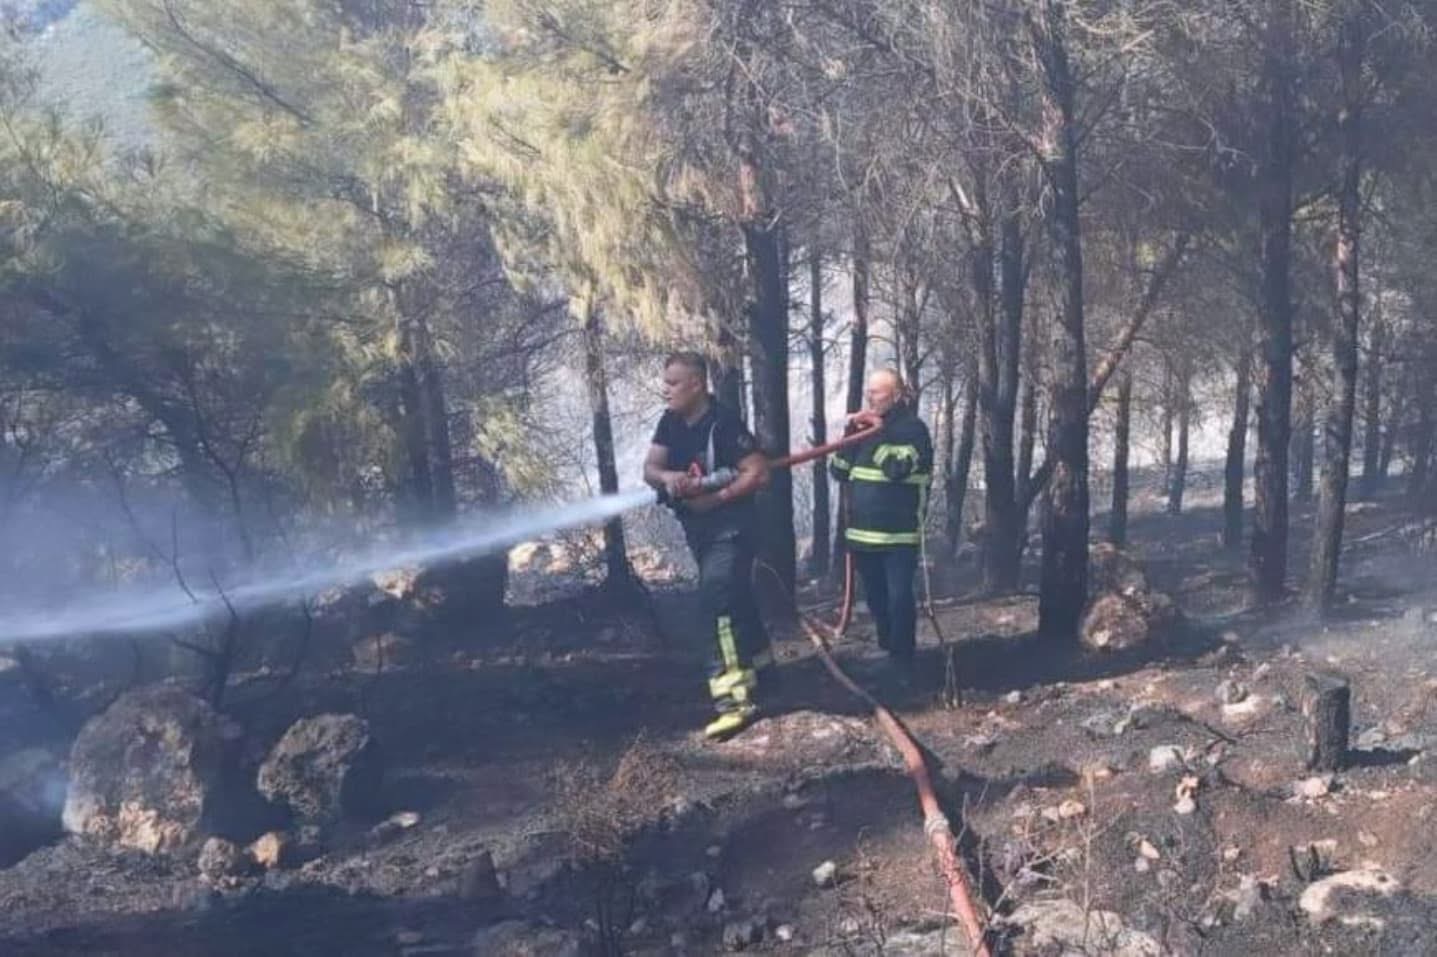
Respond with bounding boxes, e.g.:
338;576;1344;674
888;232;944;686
4;474;1437;955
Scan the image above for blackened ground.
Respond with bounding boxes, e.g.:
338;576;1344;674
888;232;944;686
4;468;1437;955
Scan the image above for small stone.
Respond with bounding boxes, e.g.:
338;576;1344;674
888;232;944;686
1135;857;1151;874
1149;745;1185;773
707;888;726;913
1058;799;1087;820
1357;727;1387;750
1300;868;1400;928
1082;761;1115;783
812;860;838;888
722;918;764;951
628;917;649;936
389;811;420;829
782;792;806;810
1138;839;1161;861
1222;696;1264;721
706;844;722;858
1080;711;1120;736
1223;846;1242;863
774;924;794;942
1232;875;1266;921
964;733;998;753
1295;776;1333;799
248;831;290;870
197;837;250;883
1174;775;1199;815
1221;630;1241;644
1005;690;1022;705
1216;679;1249;706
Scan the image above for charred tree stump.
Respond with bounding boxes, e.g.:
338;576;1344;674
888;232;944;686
1303;672;1350;771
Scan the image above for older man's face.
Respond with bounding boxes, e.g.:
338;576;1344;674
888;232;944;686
865;373;899;415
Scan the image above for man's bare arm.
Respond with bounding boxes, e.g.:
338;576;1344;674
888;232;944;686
686;450;769;512
644;444;687;495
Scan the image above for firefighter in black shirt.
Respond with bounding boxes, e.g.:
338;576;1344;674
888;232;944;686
644;352;774;740
830;369;933;680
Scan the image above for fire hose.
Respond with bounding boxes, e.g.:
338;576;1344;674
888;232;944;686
660;411;993;956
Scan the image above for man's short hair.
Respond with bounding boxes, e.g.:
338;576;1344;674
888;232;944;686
664;351;708;384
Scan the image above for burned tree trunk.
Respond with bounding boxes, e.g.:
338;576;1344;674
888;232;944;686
938;363;957;552
1379;387;1403;481
1224;352;1252;550
743;205;795;597
1016;365;1039;509
1250;37;1297;605
1360;318;1385;499
1306;15;1365;616
1303;672;1351;772
414;313;456;519
899;280;923;400
1293;391;1315;503
1160;380;1174;489
948;370;979;558
394;312;436;525
582;304;632;591
1168;372;1191;516
846;219;872;417
714;320;745;414
979;207;1025;594
834;215;872;579
808;248;831;579
1110;371;1133;546
1410;384;1434;504
1031;0;1090;640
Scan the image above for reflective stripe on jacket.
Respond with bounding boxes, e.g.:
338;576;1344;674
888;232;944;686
829;403;933;548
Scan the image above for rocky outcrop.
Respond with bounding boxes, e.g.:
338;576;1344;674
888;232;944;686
1081;546;1179;653
62;686;241;854
257;714;382;825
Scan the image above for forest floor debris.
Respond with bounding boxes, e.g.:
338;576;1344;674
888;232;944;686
4;483;1437;953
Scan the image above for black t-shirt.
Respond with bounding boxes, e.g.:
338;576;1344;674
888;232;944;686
651;397;760;542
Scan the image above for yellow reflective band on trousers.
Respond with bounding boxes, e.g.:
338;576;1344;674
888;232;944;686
709;668;757;700
710;613;758;707
717;615;738;670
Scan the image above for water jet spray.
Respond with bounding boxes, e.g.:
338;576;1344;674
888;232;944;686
0;416;882;644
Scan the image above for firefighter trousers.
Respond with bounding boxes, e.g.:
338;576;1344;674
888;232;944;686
853;545;918;663
691;531;773;733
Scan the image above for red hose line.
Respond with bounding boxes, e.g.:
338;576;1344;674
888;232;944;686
768;414;882;470
795;604;992;957
746;427;993;955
